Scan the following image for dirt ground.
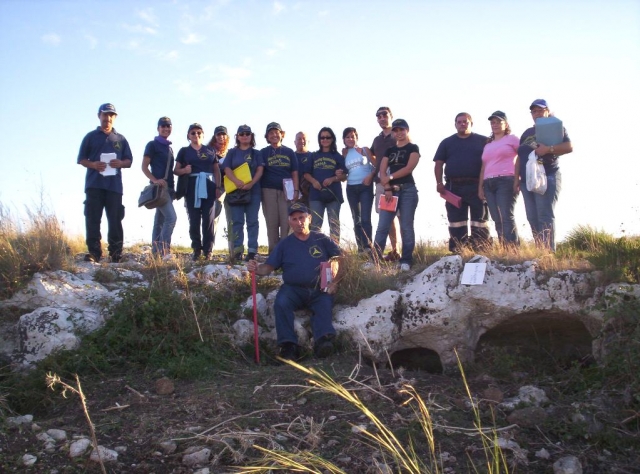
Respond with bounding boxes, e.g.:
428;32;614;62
1;349;639;474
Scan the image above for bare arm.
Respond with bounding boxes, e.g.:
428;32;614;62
536;141;573;157
434;160;445;194
246;260;274;276
478;161;486;201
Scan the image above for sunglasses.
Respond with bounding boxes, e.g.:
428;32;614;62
376;111;389;118
216;132;227;136
238;132;252;137
159;124;172;128
189;131;203;136
319;136;333;140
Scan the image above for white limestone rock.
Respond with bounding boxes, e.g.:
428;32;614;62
232;319;261;345
46;428;67;441
553;455;583;474
90;445;118;463
22;454;37;466
69;438;92;458
182;447;211;466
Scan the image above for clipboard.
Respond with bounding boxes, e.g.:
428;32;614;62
440;190;462;208
224;162;252;193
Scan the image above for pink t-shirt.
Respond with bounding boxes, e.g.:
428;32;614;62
481;134;519;178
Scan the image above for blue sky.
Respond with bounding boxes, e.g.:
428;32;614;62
1;0;639;249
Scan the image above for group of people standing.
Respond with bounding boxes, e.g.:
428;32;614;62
77;100;571;266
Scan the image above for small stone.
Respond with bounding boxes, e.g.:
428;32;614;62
182;448;211;467
36;432;54;444
31;423;42;431
69;438;92;458
155;377;175;395
336;456;351;463
90;446;118;463
536;448;551;459
507;406;548;428
193;469;210;474
553;455;583;474
46;429;67;441
296;397;307;405
159;441;177;454
6;415;33;426
115;446;127;453
326;439;339;447
351;424;367;433
328;415;336;421
22;454;37;466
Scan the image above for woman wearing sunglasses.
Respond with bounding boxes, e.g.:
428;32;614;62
342;127;375;252
223;125;265;262
303;127;346;243
174;123;222;261
207;125;232;253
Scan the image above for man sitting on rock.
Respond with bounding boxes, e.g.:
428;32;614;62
246;202;343;360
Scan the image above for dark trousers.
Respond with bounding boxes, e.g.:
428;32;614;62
445;182;490;252
84;188;124;260
186;197;216;255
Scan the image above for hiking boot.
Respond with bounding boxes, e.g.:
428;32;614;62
383;250;401;262
110;254;122;263
192;250;202;261
245;252;256;262
233;252;243;262
314;334;335;358
84;253;100;263
279;342;300;361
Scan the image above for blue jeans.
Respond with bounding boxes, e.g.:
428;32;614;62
309;199;341;243
274;283;335;345
229;191;261;254
151;198;177;255
520;171;561;251
346;183;374;251
373;183;418;265
483;176;519;245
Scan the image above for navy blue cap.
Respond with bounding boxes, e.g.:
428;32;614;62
237;124;252;134
214;125;227;135
158;116;172;126
98;103;117;115
188;123;203;133
288;202;309;215
391;118;409;130
530;99;549;110
488;110;507;121
266;122;283;133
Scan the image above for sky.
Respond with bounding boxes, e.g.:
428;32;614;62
1;0;639;251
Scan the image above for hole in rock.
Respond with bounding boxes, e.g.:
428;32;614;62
476;313;593;369
389;348;443;374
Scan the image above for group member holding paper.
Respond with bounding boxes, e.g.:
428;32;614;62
373;119;420;272
141;116;177;258
223;125;265;262
303;127;347;244
174;123;222;261
434;113;490;253
342;127;375;253
515;99;573;252
246;202;343;360
260;122;300;253
77;103;133;263
478;111;520;247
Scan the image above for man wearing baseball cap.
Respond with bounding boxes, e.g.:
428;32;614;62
77;103;133;263
246;202;343;360
434;112;490;252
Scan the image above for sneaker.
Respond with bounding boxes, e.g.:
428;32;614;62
279;342;300;361
383;250;401;262
399;263;410;272
110;254;122;263
204;253;211;261
84;253;100;263
314;334;335;358
245;252;256;262
192;250;202;261
233;252;243;262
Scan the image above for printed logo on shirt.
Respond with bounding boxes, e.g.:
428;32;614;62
388;149;406;165
309;246;323;258
113;141;122;151
314;156;337;170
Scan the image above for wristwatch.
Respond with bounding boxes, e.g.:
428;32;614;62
389;174;394;181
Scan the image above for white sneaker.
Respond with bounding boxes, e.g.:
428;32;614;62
362;261;375;270
399;263;410;272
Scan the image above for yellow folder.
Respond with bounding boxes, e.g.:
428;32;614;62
223;162;252;193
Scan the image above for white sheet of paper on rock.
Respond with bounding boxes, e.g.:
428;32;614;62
100;153;117;176
460;262;487;285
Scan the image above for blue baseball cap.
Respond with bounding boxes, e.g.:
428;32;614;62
288;202;309;215
157;116;172;126
391;118;409;130
237;124;252;134
488;110;507;121
529;99;549;110
98;103;117;115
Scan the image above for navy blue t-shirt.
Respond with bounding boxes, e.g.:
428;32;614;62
304;151;347;202
143;138;175;191
223;147;265;195
176;145;218;197
266;231;341;288
260;145;299;189
518;126;570;177
433;133;487;179
77;127;133;194
385;142;420;185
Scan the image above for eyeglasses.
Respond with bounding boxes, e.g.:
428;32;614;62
238;132;252;137
160;124;172;128
320;136;333;140
376;111;389;118
189;131;203;136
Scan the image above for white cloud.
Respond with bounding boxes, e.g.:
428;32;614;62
162;50;179;61
121;23;157;35
273;1;285;14
219;65;251;79
137;7;158;27
41;34;61;46
181;33;205;44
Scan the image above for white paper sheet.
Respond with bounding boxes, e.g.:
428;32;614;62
283;178;295;200
460;262;486;285
100;153;117;176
